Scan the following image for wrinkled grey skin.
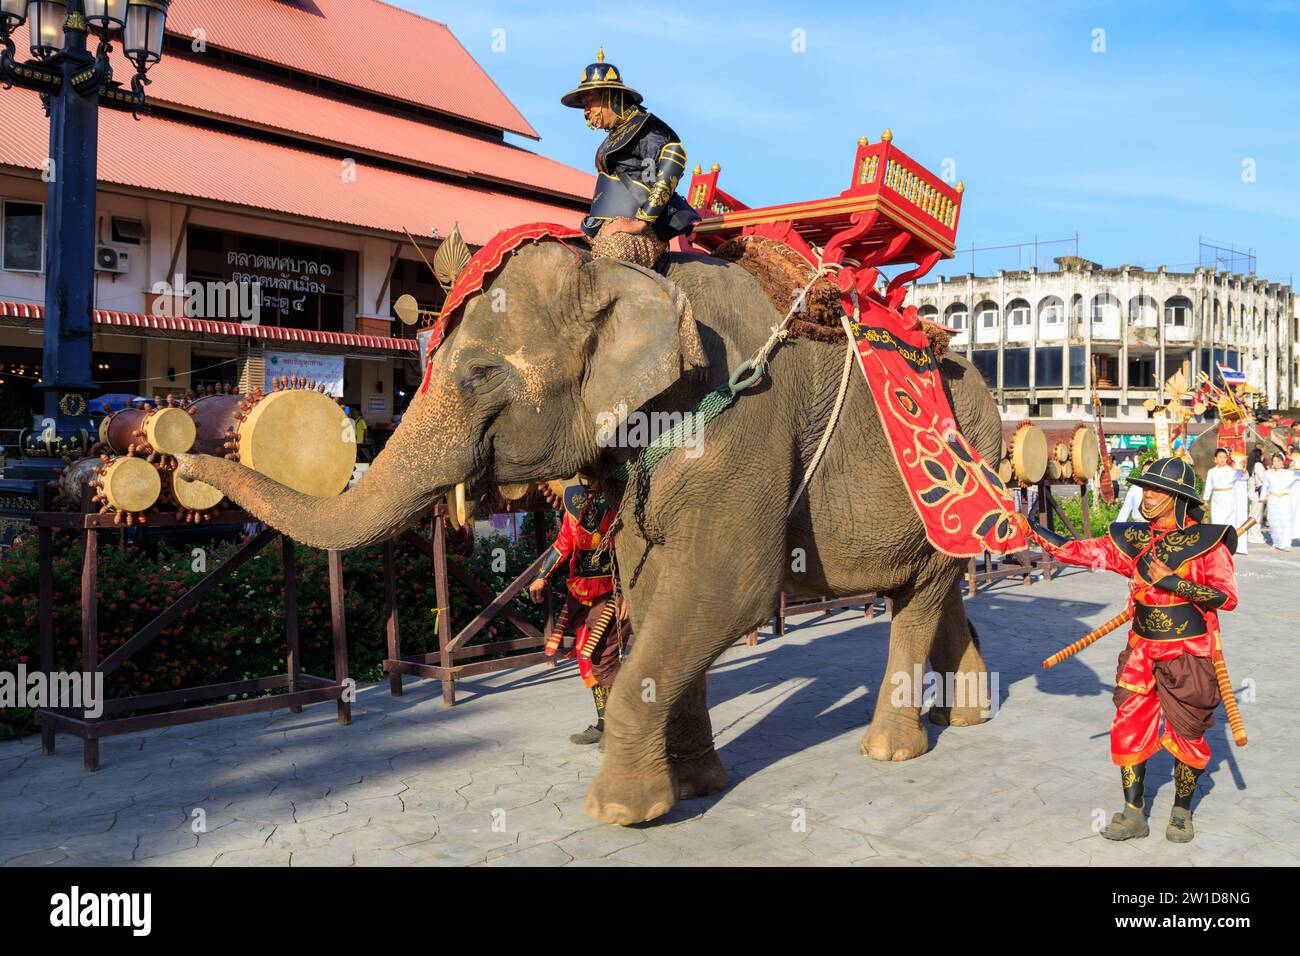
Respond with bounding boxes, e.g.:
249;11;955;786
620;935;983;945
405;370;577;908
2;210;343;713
179;244;1002;825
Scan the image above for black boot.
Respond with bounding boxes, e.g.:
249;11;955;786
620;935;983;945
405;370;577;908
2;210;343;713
570;684;608;745
1101;762;1150;841
1167;761;1203;843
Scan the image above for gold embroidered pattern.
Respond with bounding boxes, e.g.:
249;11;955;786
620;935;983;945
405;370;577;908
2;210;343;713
1174;761;1198;799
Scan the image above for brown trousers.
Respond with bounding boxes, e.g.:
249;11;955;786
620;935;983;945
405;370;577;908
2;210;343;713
565;593;631;688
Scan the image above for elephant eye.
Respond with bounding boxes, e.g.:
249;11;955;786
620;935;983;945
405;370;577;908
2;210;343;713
460;363;503;394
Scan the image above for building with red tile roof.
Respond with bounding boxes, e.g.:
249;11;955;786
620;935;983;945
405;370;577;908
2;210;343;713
0;1;592;439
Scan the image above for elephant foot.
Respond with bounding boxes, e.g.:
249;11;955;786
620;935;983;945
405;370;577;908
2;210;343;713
671;747;728;800
860;717;929;761
584;765;677;826
928;704;990;727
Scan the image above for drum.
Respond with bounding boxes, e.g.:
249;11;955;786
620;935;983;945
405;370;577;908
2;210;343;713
55;456;103;510
1042;424;1101;481
93;455;162;520
189;379;356;503
102;401;196;456
1002;421;1047;484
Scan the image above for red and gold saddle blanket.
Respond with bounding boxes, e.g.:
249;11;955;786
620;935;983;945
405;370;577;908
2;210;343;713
841;291;1026;557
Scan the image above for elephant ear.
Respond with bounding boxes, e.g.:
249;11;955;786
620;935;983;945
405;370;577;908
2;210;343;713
578;258;709;434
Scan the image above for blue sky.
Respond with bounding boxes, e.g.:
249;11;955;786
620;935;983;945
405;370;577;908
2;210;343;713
403;1;1300;284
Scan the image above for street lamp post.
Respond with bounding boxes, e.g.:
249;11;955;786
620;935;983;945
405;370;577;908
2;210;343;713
0;0;168;522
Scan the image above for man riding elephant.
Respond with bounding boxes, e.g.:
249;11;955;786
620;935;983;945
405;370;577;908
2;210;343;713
562;47;699;268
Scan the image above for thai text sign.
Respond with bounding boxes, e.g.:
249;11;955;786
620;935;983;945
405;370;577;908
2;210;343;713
265;352;344;396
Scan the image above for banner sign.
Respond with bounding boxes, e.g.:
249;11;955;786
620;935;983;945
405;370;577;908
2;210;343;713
264;351;344;396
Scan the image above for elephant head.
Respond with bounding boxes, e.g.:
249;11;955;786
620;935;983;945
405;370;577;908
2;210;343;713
177;242;708;550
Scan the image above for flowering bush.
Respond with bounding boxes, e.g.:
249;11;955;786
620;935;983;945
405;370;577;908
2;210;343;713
0;518;560;741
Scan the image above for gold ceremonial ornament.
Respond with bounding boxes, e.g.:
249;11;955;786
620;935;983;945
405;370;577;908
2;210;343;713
393;294;421;326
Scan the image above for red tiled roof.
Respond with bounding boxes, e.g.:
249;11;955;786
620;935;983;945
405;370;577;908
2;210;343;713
164;0;539;138
147;55;592;200
0;300;418;352
0;87;584;246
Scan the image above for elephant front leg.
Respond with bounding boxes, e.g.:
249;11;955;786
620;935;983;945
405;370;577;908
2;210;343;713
927;583;993;728
861;578;947;761
584;651;681;826
667;674;727;800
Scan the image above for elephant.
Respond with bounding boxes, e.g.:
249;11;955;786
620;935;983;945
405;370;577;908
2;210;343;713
1188;421;1295;475
178;242;1003;826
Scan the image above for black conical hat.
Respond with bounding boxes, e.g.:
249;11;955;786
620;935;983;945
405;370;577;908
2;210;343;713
560;47;643;108
1127;456;1200;503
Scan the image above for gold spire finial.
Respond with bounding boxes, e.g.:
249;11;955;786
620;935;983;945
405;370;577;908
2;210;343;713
858;135;868;146
881;128;893;143
597;46;604;64
692;164;701;175
710;162;720;173
955;180;965;193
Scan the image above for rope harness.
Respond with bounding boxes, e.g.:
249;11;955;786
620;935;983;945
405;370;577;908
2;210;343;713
612;256;855;520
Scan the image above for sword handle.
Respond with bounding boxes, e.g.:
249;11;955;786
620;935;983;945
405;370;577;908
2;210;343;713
1042;609;1132;669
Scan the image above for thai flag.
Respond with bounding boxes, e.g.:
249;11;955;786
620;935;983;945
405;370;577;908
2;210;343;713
1217;362;1246;385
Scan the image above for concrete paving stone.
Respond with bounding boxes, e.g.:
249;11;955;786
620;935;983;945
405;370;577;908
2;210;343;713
133;828;201;862
1;555;1297;866
211;846;294;866
480;841;575;866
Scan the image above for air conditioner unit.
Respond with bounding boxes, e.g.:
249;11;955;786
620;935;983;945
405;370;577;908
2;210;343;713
95;244;130;274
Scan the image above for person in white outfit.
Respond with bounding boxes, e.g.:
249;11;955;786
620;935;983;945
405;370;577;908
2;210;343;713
1203;447;1248;554
1263;452;1298;550
1115;480;1145;523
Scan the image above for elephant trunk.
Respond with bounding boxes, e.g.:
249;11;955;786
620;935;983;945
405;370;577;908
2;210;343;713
177;444;447;552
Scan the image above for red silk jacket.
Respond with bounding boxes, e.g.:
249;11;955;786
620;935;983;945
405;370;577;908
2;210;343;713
1034;519;1238;656
536;487;616;604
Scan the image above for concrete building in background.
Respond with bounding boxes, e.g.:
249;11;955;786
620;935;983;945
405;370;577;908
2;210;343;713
0;0;590;448
908;256;1296;424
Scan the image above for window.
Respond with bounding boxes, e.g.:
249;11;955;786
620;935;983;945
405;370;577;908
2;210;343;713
945;307;967;330
978;308;998;329
1009;306;1030;327
1164;299;1190;327
110;217;146;245
2;200;44;272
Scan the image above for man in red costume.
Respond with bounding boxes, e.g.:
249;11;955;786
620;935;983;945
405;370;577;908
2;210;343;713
529;479;629;746
1016;457;1238;843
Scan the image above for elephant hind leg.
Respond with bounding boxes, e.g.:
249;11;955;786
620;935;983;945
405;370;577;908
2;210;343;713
928;583;994;727
668;674;727;800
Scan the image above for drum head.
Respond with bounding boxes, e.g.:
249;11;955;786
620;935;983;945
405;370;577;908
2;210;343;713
172;473;225;512
1071;426;1100;479
145;406;197;456
101;456;161;512
238;389;356;497
1011;423;1048;483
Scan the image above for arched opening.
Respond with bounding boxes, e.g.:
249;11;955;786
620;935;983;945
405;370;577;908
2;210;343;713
1006;297;1031;329
1163;295;1192;327
944;302;968;330
1037;295;1064;329
1127;294;1158;327
1090;292;1120;325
